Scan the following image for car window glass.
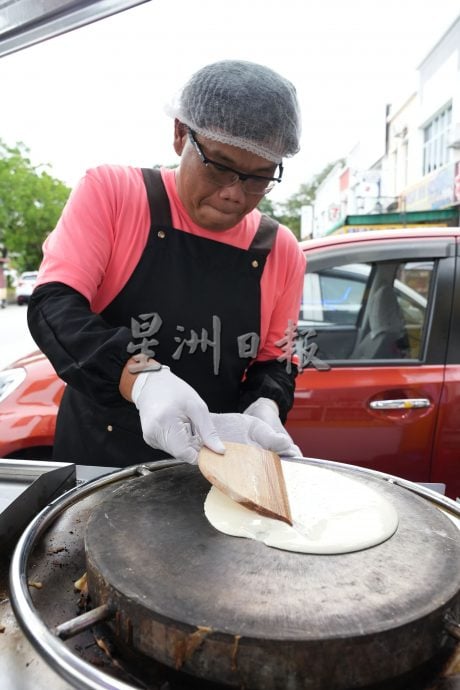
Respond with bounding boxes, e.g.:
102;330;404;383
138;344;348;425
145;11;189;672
300;263;371;327
298;258;434;366
394;261;433;359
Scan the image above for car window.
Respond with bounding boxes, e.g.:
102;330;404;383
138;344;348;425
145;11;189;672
298;257;434;365
300;263;371;327
394;261;432;359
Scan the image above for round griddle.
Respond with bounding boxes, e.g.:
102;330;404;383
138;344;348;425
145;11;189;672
85;463;460;689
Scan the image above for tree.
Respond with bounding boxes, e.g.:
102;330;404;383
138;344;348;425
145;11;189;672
0;140;70;271
259;159;344;240
257;196;277;217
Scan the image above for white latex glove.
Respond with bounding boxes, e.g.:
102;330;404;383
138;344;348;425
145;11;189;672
243;397;302;457
210;412;296;456
132;368;225;464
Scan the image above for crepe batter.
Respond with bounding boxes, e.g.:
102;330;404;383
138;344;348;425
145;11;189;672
204;461;399;554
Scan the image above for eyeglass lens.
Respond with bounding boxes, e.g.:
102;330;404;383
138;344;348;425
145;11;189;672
204;162;276;194
189;129;278;195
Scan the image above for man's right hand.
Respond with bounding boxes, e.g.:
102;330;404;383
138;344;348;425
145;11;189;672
130;366;225;464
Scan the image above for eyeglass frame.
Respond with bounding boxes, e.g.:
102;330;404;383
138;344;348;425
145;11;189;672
187;128;283;195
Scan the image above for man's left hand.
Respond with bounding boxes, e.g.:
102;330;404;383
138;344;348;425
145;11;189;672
243;397;302;457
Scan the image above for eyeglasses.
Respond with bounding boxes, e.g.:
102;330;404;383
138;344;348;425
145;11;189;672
187;129;283;196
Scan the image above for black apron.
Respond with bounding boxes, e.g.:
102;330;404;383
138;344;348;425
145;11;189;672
54;169;278;466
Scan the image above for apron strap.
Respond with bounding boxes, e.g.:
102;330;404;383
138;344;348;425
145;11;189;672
249;214;279;254
141;168;173;227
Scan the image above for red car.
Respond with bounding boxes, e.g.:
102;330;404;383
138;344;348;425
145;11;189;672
1;228;460;499
0;350;63;459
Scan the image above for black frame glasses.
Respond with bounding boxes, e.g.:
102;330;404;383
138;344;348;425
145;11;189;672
187;129;283;196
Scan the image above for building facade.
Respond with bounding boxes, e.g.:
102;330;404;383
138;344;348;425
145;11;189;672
311;14;460;237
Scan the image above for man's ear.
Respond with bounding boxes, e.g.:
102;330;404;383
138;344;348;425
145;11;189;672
173;119;188;156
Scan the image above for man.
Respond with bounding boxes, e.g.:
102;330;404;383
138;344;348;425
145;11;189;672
28;60;306;466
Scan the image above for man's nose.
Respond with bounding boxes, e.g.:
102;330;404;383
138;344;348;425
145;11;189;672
218;179;247;203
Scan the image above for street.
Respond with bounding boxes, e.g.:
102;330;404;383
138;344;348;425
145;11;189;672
0;303;38;369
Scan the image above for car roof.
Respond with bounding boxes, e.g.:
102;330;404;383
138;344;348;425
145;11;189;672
300;227;460;254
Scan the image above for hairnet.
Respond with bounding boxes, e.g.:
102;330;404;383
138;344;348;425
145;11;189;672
166;60;301;163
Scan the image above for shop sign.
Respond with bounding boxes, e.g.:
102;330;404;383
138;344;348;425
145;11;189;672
401;163;456;211
336;223;450;234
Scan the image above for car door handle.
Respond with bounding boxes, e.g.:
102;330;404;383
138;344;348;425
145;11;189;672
369;398;431;410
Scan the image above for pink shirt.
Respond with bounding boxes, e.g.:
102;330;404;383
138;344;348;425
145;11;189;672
37;166;306;361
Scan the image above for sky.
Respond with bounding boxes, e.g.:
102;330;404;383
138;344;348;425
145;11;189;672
0;0;459;203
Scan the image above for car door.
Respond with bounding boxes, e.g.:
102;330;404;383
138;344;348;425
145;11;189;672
430;241;460;500
286;235;456;491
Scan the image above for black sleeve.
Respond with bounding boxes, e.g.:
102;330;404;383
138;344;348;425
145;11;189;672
27;282;133;406
237;360;298;423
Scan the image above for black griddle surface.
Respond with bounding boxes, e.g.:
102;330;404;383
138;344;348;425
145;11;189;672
85;463;460;640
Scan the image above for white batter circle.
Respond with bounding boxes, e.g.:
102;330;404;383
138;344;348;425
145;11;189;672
204;461;399;554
